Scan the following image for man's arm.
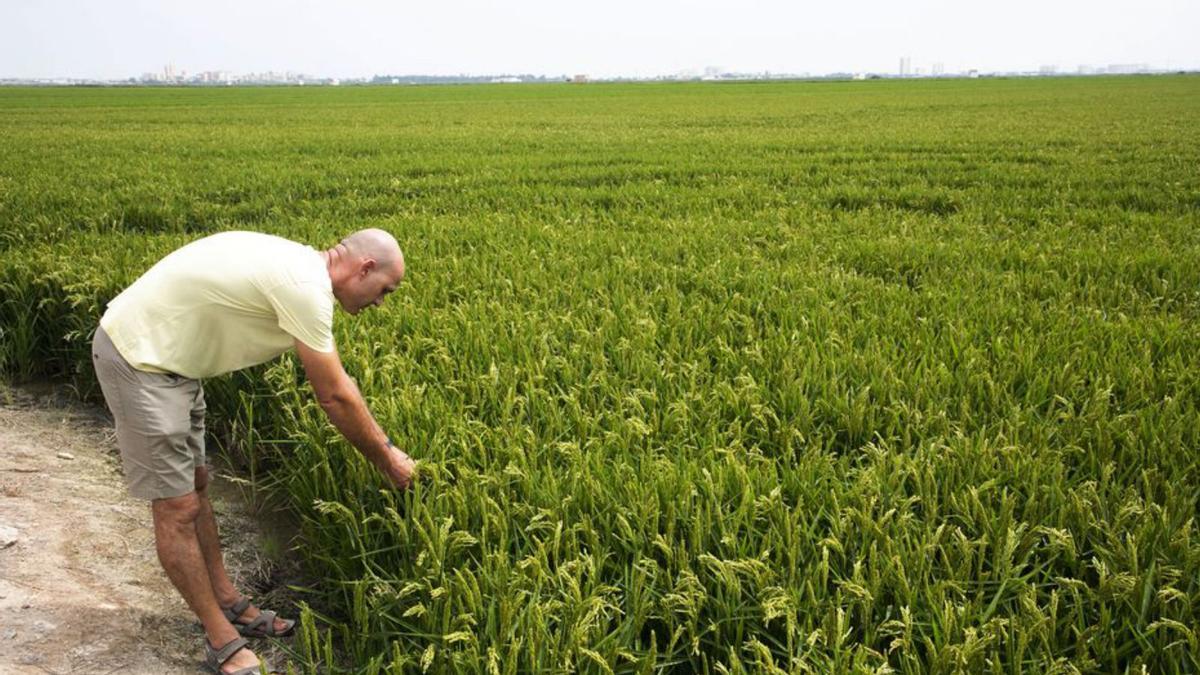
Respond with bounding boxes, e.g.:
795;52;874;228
294;339;414;489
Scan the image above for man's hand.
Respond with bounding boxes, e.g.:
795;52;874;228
383;445;416;490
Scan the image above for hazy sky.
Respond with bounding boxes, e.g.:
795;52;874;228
3;0;1198;79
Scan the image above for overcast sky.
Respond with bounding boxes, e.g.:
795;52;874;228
3;0;1198;79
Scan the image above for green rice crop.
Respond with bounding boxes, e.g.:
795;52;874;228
2;76;1199;672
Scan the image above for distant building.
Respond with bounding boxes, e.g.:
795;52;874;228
899;56;911;77
572;74;588;83
1106;63;1148;74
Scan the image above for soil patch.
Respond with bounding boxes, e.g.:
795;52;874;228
0;382;305;674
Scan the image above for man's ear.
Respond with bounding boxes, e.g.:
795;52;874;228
360;259;376;277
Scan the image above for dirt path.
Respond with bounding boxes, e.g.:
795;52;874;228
0;384;301;674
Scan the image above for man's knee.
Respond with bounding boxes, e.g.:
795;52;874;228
152;490;202;527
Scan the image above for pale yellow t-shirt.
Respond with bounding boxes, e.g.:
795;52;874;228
100;231;335;379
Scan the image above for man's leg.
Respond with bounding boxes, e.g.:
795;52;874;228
192;466;239;603
153;491;263;672
93;330;263;672
193;466;289;632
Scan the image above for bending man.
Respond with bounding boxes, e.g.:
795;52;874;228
91;228;415;675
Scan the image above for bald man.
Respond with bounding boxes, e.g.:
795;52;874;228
90;229;413;675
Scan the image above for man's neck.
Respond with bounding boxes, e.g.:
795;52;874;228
322;244;347;274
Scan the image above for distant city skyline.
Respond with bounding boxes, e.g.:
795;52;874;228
2;0;1198;81
3;61;1180;87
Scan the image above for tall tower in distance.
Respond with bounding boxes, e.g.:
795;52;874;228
899;57;911;77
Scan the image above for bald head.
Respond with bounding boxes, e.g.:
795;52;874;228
340;228;404;277
325;228;406;315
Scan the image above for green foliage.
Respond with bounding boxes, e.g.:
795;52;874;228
2;76;1199;672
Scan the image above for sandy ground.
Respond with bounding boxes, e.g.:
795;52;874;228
0;383;302;674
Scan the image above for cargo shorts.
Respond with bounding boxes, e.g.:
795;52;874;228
91;326;207;500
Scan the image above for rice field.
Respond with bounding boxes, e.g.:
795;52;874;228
2;76;1199;673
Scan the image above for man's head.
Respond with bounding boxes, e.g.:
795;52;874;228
326;228;405;315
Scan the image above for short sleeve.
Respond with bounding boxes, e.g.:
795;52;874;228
264;281;335;353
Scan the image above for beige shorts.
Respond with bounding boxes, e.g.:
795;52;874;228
92;326;207;500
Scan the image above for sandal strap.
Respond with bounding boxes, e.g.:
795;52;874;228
223;596;253;623
208;636;250;667
245;609;275;633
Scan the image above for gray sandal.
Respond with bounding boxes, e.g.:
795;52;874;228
205;636;266;675
222;596;297;638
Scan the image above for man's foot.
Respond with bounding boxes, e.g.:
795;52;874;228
219;643;261;674
222;595;292;635
205;635;263;674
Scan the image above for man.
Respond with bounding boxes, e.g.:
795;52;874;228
91;228;414;675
